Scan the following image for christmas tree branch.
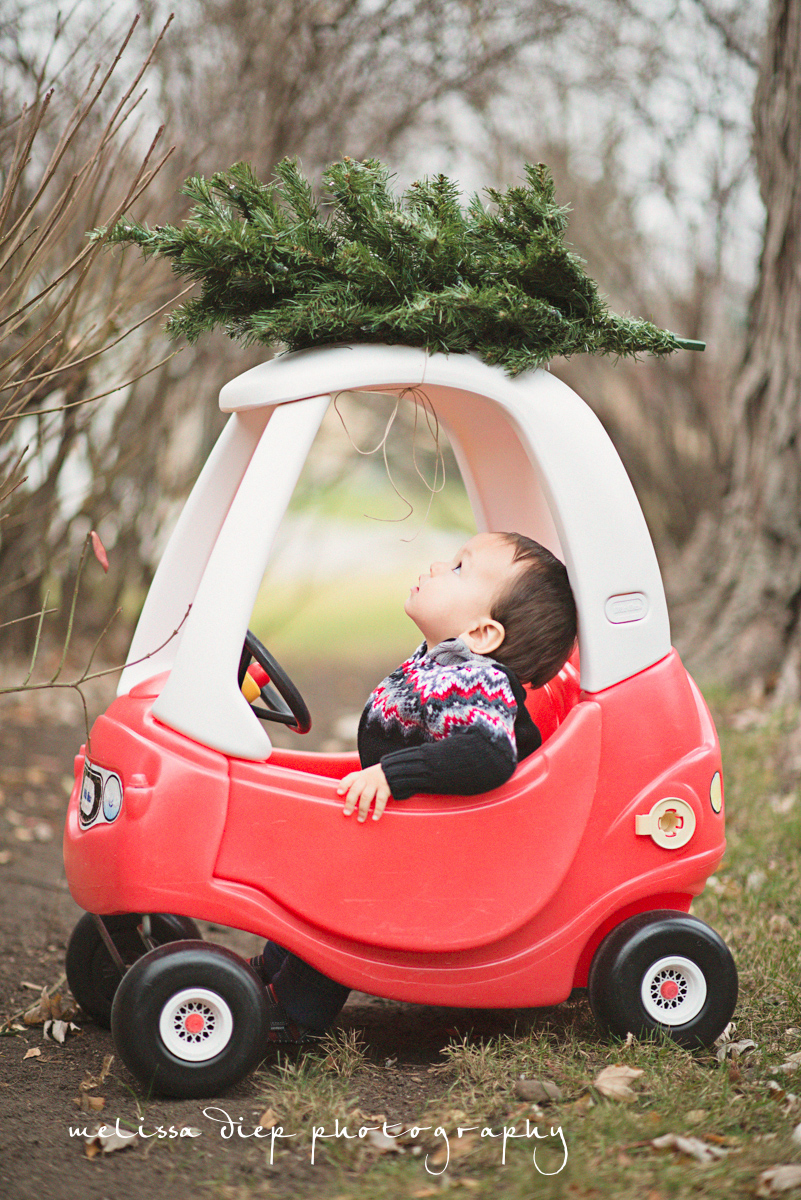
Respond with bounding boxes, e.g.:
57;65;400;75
96;157;704;375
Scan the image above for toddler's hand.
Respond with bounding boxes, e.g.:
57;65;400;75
337;764;391;822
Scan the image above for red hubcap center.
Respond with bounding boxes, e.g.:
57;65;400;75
660;979;680;1000
184;1012;205;1033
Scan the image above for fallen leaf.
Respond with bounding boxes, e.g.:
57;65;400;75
757;1165;801;1196
43;1019;79;1044
686;1109;708;1124
514;1078;563;1103
256;1107;279;1130
22;985;77;1026
365;1128;404;1154
23;1047;41;1060
83;1125;138;1156
716;1038;756;1062
594;1064;644;1102
80;1054;114;1093
426;1134;478;1168
75;1094;106;1113
651;1133;727;1164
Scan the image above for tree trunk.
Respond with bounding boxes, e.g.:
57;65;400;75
675;0;801;698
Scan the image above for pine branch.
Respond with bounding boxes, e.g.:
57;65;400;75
94;156;702;374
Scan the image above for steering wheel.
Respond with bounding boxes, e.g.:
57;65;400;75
237;629;311;734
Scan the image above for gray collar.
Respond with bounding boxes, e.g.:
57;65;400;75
425;637;497;668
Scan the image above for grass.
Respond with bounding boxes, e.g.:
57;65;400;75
250;573;418;663
242;689;801;1199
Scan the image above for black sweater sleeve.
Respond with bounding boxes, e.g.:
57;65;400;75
380;725;517;800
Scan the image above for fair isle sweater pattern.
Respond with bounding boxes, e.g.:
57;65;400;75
357;640;542;800
367;641;518;749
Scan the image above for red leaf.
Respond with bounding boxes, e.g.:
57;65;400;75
90;531;109;573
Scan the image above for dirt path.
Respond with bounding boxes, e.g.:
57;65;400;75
0;669;533;1200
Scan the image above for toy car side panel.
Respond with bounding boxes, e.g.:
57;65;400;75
215;700;603;952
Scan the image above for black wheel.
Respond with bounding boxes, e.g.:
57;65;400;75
65;912;202;1028
588;910;738;1048
110;941;271;1098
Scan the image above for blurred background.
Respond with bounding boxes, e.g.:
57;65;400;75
3;0;799;745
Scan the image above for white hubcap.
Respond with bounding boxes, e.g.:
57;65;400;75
158;987;234;1061
640;955;707;1025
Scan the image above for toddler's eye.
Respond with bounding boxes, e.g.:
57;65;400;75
452;562;462;574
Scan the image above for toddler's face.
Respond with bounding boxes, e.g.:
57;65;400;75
405;531;520;648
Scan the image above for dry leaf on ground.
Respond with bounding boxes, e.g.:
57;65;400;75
651;1133;728;1164
364;1128;404;1154
757;1165;801;1196
716;1038;756;1062
75;1094;105;1113
83;1125;138;1158
22;985;78;1026
80;1054;114;1092
514;1078;563;1103
22;1047;41;1060
594;1064;644;1102
427;1134;477;1167
43;1019;80;1043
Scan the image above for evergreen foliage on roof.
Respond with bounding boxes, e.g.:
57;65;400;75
96;157;700;375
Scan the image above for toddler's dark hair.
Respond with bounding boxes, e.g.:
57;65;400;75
491;533;577;689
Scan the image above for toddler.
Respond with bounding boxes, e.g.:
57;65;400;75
251;531;577;1041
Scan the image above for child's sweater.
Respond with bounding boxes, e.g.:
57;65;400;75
357;639;541;800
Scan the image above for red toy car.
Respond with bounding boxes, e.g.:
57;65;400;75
63;345;737;1097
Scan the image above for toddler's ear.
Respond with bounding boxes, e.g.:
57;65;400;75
461;618;505;656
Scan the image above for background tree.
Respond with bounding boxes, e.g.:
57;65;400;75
0;12;175;656
675;0;801;698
